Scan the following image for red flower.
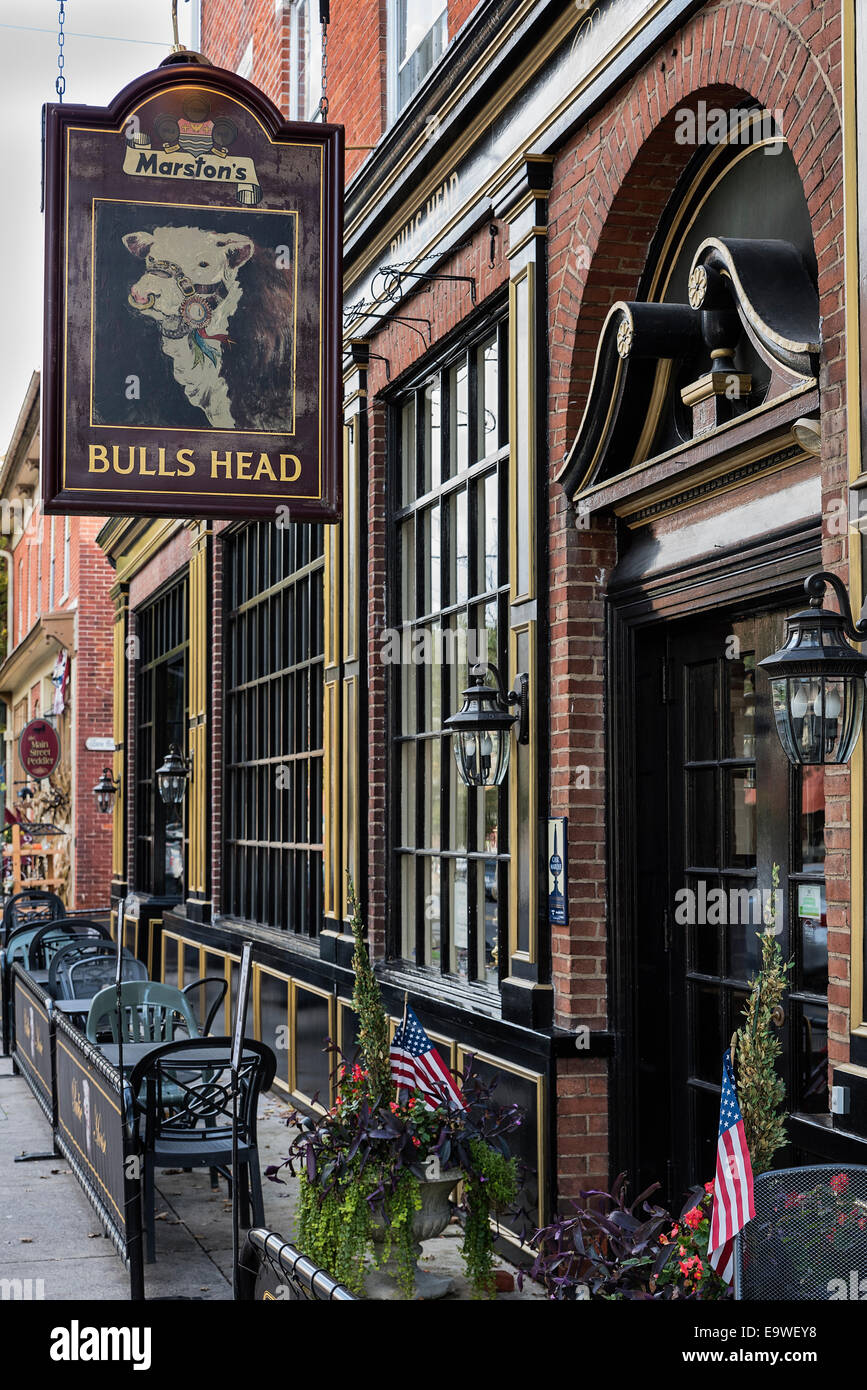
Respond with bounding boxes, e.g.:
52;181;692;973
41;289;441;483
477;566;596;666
412;1136;421;1147
389;1101;399;1113
704;1181;714;1194
831;1173;850;1196
683;1207;703;1231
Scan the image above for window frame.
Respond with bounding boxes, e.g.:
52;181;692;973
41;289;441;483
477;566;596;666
387;308;510;990
386;0;448;125
290;0;323;124
221;519;326;936
133;575;189;900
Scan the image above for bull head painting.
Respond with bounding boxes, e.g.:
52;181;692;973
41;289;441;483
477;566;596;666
123;226;254;428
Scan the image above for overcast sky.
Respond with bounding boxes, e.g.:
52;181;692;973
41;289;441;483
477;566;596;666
0;0;197;453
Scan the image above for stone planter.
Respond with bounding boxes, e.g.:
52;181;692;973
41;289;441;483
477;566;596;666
365;1169;462;1300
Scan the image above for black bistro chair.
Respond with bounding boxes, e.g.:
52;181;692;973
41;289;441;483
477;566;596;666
1;890;64;947
182;976;229;1036
129;1036;277;1263
735;1164;867;1299
26;919;111;971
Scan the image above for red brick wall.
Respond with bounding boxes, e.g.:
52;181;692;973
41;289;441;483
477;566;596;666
201;0;387;183
546;0;845;1193
5;499;115;911
72;517;116;910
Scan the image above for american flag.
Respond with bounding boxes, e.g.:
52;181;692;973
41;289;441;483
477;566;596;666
708;1048;755;1283
390;1005;464;1111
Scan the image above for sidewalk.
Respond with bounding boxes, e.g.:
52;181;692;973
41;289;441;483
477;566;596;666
0;1056;543;1300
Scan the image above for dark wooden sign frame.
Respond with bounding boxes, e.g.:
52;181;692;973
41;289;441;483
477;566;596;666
43;61;343;522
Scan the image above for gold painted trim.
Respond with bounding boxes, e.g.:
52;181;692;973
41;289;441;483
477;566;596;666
253;963;291;1094
292;978;335;1110
113;519;182;585
509;619;537;964
630;360;672;468
457;1045;546;1233
844;0;864;1030
620;446;805;528
574;383;817;506
508;266;535;603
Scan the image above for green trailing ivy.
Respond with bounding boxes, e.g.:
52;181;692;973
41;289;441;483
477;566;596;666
461;1138;518;1299
374;1171;423;1300
734;863;792;1175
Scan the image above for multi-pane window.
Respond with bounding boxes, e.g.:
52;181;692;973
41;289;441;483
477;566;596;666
290;0;323;123
391;321;508;987
223;521;324;934
389;0;447;121
135;580;188;897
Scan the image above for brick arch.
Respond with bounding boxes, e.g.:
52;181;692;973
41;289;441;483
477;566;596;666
549;2;843;461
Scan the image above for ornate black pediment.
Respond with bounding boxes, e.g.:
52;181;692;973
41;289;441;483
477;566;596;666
559;237;819;507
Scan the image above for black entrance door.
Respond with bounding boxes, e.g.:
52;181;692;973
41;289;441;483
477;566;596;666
630;608;829;1203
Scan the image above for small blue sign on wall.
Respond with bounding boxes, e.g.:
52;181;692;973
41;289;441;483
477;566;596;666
548;816;568;925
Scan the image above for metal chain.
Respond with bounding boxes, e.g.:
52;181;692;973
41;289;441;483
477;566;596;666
56;0;66;102
319;19;328;120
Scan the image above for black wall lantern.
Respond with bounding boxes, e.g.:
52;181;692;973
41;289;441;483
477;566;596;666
443;663;529;788
93;767;120;815
758;572;867;766
156;745;193;807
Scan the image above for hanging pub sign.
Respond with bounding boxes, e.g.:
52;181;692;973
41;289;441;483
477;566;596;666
42;58;343;521
19;719;61;780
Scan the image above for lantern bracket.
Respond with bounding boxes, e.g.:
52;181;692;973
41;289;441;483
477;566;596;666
805;571;867;642
471;663;530;745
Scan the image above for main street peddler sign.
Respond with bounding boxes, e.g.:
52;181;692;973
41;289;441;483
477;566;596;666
42;61;343;521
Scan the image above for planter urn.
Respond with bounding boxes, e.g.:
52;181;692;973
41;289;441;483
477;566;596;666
365;1168;462;1300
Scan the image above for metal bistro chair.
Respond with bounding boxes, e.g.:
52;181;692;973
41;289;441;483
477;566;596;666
182;976;229;1037
52;945;148;1003
735;1164;867;1300
129;1037;276;1263
1;890;64;947
27;919;111;971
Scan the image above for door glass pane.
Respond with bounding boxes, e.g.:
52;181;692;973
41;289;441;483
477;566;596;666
687;660;718;761
726;767;757;867
799;766;826;869
691;982;724;1082
685;874;721;976
687;769;718;866
691;1087;720;1188
727;650;756;761
798;882;828;994
797;1002;828;1113
726;883;763;981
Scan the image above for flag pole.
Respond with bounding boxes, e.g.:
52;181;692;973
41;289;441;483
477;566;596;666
402;990;408;1030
